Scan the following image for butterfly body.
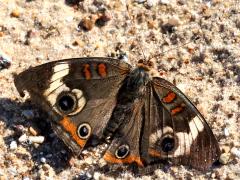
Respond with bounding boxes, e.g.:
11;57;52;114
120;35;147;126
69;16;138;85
14;57;220;172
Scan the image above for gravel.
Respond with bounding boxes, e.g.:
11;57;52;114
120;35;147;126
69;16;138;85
0;0;239;179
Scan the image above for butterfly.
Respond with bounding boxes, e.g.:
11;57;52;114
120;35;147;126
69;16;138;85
14;57;220;172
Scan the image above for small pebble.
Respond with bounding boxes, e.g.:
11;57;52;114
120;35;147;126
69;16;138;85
18;134;27;143
160;0;170;4
93;172;101;180
40;157;46;163
219;153;230;164
147;0;158;7
23;177;30;180
13;124;25;135
84;157;93;164
98;158;107;167
78;17;94;31
135;0;146;3
221;145;230;153
28;136;45;144
0;50;11;70
29;127;39;136
224;128;230;137
42;164;51;171
95;13;111;27
230;147;240;158
21;110;34;119
78;172;92;180
167;16;181;26
65;16;73;22
8;167;17;176
10;9;20;18
10;141;17;150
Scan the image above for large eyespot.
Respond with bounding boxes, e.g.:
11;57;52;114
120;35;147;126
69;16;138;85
77;123;91;139
161;137;175;152
115;144;130;159
55;89;86;115
57;93;77;114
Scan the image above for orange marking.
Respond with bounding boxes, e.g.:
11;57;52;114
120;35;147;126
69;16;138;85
103;151;144;167
148;148;161;157
163;92;176;103
59;117;87;148
98;63;107;78
171;106;183;115
83;64;91;80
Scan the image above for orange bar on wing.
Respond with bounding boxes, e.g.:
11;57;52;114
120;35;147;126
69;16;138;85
98;63;107;78
163;92;176;103
171;106;183;115
103;152;144;167
148;148;161;157
59;117;86;148
83;64;91;80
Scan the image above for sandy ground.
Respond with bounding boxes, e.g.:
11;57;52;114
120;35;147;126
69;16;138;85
0;0;240;179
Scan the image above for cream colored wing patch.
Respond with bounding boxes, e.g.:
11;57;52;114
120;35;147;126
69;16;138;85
149;116;205;158
43;63;86;115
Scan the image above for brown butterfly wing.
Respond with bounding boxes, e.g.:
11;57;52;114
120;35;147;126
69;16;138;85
102;97;145;167
143;77;220;170
14;57;131;155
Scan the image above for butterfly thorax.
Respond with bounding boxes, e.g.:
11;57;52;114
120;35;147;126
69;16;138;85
126;67;150;90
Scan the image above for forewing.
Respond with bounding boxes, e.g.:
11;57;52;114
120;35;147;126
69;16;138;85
14;57;131;155
144;77;220;170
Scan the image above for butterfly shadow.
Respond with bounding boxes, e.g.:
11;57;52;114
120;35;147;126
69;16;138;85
0;98;73;174
0;97;137;177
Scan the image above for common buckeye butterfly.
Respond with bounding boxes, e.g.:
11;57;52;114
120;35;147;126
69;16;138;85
14;57;220;173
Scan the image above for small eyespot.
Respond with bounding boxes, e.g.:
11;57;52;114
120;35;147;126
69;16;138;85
57;93;76;114
161;137;175;152
115;144;130;159
77;123;91;139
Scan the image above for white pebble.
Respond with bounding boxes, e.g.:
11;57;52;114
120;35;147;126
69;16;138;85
98;158;107;167
85;157;93;164
224;128;230;137
0;170;4;176
93;172;101;180
231;147;240;158
40;157;46;163
8;167;17;176
23;177;30;180
147;0;158;7
18;134;27;143
135;0;145;3
65;16;73;22
28;136;45;144
10;141;17;150
160;0;170;5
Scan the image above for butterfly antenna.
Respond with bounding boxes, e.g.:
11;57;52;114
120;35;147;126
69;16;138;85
148;35;200;62
126;3;147;62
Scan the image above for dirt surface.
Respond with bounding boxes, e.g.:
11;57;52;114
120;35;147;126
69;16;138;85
0;0;240;179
